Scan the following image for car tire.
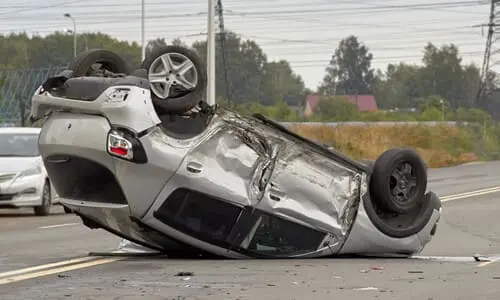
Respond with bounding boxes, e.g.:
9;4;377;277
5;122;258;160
369;148;427;214
141;45;207;114
67;49;131;77
34;181;51;216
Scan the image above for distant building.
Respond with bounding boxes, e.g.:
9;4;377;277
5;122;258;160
304;94;378;116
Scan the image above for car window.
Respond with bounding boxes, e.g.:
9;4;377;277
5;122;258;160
242;213;326;256
0;133;40;157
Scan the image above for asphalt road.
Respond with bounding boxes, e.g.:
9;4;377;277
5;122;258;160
1;161;500;299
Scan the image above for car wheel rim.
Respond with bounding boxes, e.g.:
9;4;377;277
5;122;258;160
389;162;417;204
148;52;198;100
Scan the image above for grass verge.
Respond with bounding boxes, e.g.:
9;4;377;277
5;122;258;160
289;124;495;168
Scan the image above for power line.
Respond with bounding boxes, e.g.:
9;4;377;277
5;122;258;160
0;0;83;16
0;1;488;22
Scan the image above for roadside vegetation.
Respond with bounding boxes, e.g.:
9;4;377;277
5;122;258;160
225;96;497;168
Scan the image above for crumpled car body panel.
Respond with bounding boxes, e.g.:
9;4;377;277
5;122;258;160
34;84;441;259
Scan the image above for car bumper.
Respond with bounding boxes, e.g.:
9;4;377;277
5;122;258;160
0;174;45;208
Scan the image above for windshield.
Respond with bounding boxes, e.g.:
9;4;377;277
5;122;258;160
0;133;40;157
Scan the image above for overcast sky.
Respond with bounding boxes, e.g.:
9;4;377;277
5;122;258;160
0;0;493;89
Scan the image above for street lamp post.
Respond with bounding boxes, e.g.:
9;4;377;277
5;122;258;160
65;29;88;51
64;13;77;57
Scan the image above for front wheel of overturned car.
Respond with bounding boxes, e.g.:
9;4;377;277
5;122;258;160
34;182;51;216
370;148;427;214
141;45;208;114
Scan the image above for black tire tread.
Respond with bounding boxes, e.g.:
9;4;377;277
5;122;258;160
67;49;130;76
34;181;51;216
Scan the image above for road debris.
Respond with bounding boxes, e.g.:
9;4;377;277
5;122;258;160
175;271;194;277
474;254;491;262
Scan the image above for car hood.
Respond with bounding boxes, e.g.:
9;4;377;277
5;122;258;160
0;156;41;174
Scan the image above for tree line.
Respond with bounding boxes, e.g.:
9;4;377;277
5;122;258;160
0;31;498;121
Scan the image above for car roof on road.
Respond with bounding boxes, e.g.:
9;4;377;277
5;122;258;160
0;127;41;134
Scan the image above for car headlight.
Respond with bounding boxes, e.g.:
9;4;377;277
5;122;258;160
17;166;43;178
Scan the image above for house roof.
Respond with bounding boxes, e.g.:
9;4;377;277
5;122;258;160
306;94;378;112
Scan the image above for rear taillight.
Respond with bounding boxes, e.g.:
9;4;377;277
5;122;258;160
106;128;148;163
107;130;134;160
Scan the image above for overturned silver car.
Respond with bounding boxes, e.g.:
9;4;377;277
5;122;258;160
30;46;441;258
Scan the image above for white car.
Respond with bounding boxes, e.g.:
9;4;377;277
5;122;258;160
0;127;65;216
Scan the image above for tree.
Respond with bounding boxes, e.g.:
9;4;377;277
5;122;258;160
0;32;142;70
260;60;305;106
193;31;268;104
420;43;478;109
318;35;375;96
145;38;167;58
371;43;487;113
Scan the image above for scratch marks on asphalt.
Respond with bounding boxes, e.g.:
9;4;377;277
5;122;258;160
0;256;123;285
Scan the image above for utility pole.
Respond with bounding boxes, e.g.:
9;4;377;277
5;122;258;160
476;0;500;107
141;0;146;60
207;0;216;106
216;0;231;105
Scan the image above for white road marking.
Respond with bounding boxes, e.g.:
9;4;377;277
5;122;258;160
0;257;122;285
38;223;80;229
0;257;95;279
440;186;500;202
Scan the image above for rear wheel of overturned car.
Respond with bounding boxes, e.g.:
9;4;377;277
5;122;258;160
141;45;207;114
370;148;427;214
67;49;131;77
34;181;51;216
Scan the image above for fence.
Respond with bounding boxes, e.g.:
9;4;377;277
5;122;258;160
0;66;66;125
